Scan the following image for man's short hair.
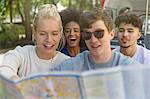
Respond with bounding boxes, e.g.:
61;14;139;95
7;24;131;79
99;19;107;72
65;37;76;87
80;8;114;32
115;13;143;30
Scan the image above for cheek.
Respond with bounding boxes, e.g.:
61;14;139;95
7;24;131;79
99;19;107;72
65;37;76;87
85;41;90;47
35;35;45;44
58;36;61;42
101;35;111;45
55;35;61;43
35;38;43;46
64;33;69;38
117;33;122;38
36;35;43;41
76;33;81;38
127;34;138;41
101;38;109;45
132;35;139;41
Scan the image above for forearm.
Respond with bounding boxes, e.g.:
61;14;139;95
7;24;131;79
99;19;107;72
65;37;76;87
0;65;17;79
10;75;20;80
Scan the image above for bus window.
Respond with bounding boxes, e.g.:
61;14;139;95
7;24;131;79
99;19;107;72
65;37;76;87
140;14;150;35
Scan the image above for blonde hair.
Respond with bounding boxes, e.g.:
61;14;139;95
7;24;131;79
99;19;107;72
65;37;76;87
33;4;65;50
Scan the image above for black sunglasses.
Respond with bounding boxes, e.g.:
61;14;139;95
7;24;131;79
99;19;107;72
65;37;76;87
81;29;104;40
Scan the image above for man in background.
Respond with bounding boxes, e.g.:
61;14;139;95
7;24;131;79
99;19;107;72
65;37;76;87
114;13;150;64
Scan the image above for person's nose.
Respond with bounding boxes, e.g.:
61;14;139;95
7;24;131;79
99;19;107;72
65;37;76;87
69;30;75;35
46;34;53;42
122;30;129;36
90;33;98;43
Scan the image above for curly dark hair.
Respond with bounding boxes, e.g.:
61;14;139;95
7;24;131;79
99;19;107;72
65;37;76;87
60;8;87;49
60;8;80;27
115;13;143;30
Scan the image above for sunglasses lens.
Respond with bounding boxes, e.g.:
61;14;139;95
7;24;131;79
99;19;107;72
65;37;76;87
82;32;91;40
94;30;104;38
82;30;104;40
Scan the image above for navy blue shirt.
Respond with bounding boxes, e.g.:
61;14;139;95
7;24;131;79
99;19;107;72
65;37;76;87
61;47;86;57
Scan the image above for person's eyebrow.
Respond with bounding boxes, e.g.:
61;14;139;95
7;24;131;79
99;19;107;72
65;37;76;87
127;28;134;30
119;28;124;29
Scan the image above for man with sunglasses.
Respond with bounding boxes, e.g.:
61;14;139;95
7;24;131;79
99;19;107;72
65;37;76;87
114;13;150;64
52;9;140;71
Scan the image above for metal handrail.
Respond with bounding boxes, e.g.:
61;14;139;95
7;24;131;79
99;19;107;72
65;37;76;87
144;0;149;36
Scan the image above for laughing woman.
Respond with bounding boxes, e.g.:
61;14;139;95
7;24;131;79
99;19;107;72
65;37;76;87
60;8;87;57
0;4;70;80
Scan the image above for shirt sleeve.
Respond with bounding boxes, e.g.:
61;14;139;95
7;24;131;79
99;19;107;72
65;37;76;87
50;52;86;71
0;46;23;78
0;66;17;78
50;59;75;71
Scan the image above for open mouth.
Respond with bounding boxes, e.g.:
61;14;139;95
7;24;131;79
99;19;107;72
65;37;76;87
44;44;53;49
70;38;76;41
121;39;128;44
91;45;101;49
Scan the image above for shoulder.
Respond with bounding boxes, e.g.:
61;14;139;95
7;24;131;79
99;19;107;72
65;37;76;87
60;47;69;55
6;45;35;55
3;45;36;61
74;50;89;61
113;51;140;65
52;51;89;71
80;48;87;52
138;45;150;54
137;45;150;58
12;45;35;52
61;51;88;65
137;45;150;64
56;51;70;60
61;50;89;62
50;51;70;67
113;46;120;52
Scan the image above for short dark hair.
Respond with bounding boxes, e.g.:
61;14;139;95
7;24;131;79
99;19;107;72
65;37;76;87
60;8;80;27
79;8;114;32
115;13;143;30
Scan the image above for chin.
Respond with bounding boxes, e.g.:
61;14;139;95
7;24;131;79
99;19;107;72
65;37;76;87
69;44;78;48
121;45;130;48
42;49;53;53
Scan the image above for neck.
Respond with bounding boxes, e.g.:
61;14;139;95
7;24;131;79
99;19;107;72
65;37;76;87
36;47;57;60
67;45;80;57
90;49;112;64
120;44;137;57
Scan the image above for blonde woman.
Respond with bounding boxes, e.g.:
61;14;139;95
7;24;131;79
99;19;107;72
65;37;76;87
0;4;70;80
